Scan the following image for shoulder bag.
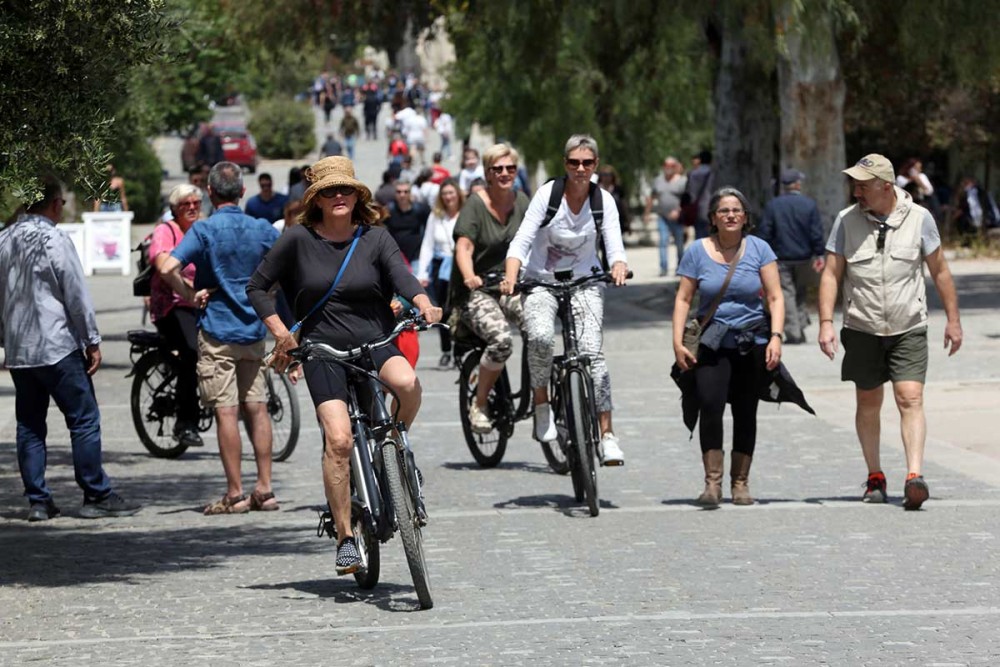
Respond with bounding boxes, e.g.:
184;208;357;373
682;239;745;351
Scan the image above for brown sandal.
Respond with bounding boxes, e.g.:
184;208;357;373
250;490;279;512
204;494;250;515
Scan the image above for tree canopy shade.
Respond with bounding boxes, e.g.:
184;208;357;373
0;0;172;204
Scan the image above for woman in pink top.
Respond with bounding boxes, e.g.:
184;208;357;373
148;184;203;448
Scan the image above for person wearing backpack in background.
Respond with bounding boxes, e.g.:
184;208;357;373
501;134;630;466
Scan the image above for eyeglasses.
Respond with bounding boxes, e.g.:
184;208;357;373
716;208;745;216
395;188;412;195
177;200;201;210
489;165;517;175
565;158;596;169
876;222;889;250
55;198;67;206
319;185;356;198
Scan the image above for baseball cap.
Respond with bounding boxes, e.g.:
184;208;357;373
842;154;894;182
780;168;804;185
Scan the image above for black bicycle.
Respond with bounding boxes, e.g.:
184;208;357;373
516;269;629;517
127;330;300;460
454;274;569;472
289;315;439;610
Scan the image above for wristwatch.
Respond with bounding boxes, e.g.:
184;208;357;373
770;332;784;342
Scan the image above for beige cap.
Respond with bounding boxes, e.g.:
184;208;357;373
842;154;894;182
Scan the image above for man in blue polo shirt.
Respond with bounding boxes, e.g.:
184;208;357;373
243;172;288;224
160;162;281;514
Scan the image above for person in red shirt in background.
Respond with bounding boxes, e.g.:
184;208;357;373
430;151;451;185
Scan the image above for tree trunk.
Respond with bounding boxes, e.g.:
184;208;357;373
776;4;846;234
713;10;778;218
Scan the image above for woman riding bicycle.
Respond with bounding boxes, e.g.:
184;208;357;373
246;156;441;575
449;143;530;434
148;184;205;449
501;134;629;466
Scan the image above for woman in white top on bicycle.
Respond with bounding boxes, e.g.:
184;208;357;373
500;134;630;466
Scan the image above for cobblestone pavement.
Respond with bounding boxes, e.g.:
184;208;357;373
3;107;1000;665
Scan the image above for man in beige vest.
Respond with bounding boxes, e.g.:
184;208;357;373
818;153;963;510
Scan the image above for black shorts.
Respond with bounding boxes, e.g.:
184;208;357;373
302;344;402;407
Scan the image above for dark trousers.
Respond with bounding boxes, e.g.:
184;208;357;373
154;306;201;425
693;345;761;455
364;114;378;139
10;350;112;504
429;257;452;353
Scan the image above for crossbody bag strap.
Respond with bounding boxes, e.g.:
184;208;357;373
699;238;745;326
289;225;362;335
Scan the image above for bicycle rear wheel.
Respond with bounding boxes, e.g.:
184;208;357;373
540;374;570;475
382;441;433;609
569;371;599;517
267;371;301;462
458;349;509;468
130;352;189;459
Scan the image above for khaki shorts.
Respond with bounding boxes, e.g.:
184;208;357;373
841;326;928;390
196;330;267;408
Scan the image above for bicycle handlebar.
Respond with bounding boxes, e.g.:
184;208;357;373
517;269;633;293
288;314;446;365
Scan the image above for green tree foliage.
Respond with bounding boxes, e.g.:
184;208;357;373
0;0;171;204
248;98;317;159
442;1;713;194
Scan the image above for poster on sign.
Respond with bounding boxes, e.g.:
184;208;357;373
82;211;133;275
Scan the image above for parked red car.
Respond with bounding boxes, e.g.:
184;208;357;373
217;124;258;173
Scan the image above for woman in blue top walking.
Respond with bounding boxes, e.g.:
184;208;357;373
672;187;784;507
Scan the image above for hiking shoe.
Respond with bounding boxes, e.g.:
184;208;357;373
469;402;493;434
599;432;625;466
533;402;557;442
79;492;142;519
174;423;204;448
862;471;887;504
903;475;930;511
335;536;363;575
27;500;61;522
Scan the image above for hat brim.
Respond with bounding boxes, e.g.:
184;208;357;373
842;166;877;181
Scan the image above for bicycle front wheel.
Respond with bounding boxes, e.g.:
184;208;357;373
267;371;301;462
352;499;381;590
382;441;433;609
569;371;599;517
458;349;509;468
540;374;571;475
130;352;189;459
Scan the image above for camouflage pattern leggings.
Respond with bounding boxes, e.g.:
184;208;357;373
461;290;524;371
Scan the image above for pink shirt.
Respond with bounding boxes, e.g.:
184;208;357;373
148;221;196;321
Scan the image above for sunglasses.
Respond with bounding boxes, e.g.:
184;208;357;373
319;185;356;198
876;222;889;250
716;208;745;216
489;165;517;175
177;200;201;210
565;158;596;169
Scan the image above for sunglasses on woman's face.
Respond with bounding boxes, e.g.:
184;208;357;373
489;164;517;175
319;185;356;198
565;158;596;169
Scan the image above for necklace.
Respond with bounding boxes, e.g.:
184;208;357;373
716;239;741;252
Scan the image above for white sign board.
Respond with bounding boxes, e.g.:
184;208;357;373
60;223;86;268
81;211;133;276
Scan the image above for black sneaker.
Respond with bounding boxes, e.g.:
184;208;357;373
438;352;452;369
80;492;142;519
174;423;204;448
862;472;887;504
27;500;61;522
903;475;930;511
335;536;363;575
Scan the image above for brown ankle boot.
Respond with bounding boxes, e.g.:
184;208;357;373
730;452;753;505
696;450;724;507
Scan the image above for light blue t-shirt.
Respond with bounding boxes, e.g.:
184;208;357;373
677;236;777;347
171;205;279;344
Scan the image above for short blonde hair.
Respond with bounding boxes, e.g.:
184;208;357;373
482;143;519;173
168;184;201;209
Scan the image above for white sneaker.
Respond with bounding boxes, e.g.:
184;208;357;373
533;402;558;442
469;402;493;434
599;432;625;466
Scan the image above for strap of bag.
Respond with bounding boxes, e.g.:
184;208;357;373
698;238;745;326
289;225;362;335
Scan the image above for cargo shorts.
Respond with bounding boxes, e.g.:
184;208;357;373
841;326;928;390
196;330;267;408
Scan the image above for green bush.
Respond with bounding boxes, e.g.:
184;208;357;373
249;97;315;159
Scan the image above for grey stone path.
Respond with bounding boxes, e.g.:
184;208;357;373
3;103;1000;665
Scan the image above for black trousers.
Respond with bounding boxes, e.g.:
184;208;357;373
429;257;452;353
154;306;201;425
693;345;762;455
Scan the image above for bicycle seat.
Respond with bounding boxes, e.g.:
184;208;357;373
127;329;166;348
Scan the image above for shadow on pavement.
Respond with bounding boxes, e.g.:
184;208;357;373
245;578;424;612
440;460;555;475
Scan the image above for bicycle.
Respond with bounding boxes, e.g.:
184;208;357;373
126;329;300;461
454;274;569;472
516;268;629;517
288;315;439;610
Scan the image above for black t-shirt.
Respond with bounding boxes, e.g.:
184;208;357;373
384;202;429;263
247;224;424;348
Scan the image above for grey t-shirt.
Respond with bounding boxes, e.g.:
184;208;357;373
827;207;940;256
649;174;687;219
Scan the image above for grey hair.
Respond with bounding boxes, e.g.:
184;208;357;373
168;183;202;209
208;161;243;203
707;186;755;235
564;134;599;159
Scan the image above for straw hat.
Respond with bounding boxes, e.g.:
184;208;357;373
301;156;372;212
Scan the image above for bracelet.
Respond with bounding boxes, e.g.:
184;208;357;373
771;332;783;338
820;318;834;324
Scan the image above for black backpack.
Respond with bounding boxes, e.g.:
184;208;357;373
540;176;608;270
132;222;177;297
